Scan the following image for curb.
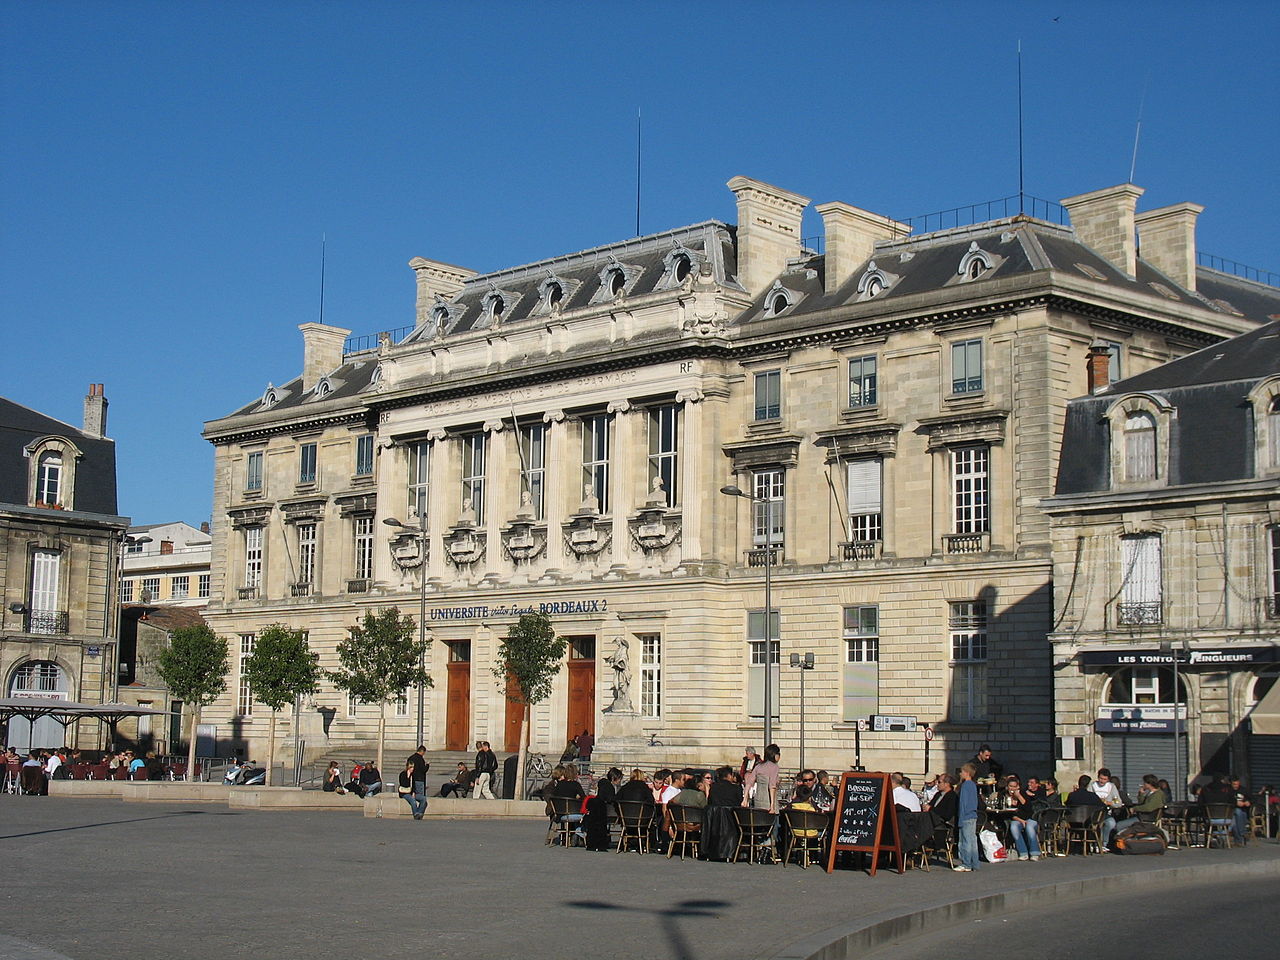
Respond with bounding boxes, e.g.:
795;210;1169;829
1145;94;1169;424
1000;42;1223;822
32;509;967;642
771;855;1280;960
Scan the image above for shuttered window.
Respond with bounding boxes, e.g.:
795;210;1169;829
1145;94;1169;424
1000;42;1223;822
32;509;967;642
846;458;883;542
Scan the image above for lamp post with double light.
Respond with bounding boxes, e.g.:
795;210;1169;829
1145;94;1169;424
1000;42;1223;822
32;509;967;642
789;652;815;771
720;484;778;750
1159;637;1190;800
383;517;428;747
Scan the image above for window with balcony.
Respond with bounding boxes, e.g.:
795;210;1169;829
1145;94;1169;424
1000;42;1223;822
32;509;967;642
754;370;781;421
949;600;988;721
952;446;990;540
747;611;780;720
951;339;984;394
408;440;430;524
245;451;264;493
519;423;546;519
355;434;375;477
647;405;679;506
298;443;317;485
461;433;486;523
843;605;879;720
845;458;882;556
581;415;611;513
353;516;374;583
751;468;784;558
848;355;877;409
1118;534;1162;625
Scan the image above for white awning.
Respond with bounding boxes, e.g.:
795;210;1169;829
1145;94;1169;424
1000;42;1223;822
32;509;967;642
1250;679;1280;736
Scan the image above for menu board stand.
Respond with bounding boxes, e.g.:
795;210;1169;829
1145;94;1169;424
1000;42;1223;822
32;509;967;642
824;770;903;875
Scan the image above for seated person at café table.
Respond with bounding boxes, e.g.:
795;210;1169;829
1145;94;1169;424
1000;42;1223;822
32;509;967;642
925;774;958;824
784;784;822;838
1111;773;1167;843
892;772;922;811
1004;776;1042;861
708;766;743;807
1087;768;1124;843
616;768;654;804
672;770;709;809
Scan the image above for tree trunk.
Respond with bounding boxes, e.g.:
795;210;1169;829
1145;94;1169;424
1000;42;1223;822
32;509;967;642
376;700;386;778
515;701;530;801
186;703;200;781
266;711;277;786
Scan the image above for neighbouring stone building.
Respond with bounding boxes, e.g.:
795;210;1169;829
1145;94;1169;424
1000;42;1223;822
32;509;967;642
120;521;212;608
200;176;1270;775
1044;318;1280;795
1;386;129;750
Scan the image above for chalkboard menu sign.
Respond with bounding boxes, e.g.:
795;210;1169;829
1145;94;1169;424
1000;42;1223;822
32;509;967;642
825;771;903;875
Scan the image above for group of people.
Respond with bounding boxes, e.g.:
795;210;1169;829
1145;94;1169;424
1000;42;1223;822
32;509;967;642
6;745;170;794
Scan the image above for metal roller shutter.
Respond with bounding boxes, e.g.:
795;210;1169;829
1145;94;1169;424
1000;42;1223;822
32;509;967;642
1102;735;1187;793
1248;735;1280;791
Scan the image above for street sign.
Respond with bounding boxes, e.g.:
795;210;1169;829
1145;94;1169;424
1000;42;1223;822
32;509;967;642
855;719;868;732
924;727;934;741
871;714;917;732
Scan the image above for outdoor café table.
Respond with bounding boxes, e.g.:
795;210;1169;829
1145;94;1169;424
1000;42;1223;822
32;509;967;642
984;806;1018;845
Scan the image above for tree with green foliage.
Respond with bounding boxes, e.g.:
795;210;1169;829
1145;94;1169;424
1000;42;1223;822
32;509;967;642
328;607;432;776
155;624;230;781
492;612;566;800
242;624;321;785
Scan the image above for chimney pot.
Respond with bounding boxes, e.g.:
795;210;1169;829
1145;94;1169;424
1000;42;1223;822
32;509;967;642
83;383;108;438
1086;343;1113;395
298;322;351;392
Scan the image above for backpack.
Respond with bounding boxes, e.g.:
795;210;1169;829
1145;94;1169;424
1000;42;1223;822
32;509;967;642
1113;824;1167;855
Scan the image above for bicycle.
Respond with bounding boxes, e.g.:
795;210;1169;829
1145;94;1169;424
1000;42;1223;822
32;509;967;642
646;733;663;747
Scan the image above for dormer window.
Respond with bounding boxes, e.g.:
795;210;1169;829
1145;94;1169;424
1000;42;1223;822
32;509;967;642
674;254;692;283
369;364;383;386
547;282;564;307
262;386;279;408
967;259;986;280
37;452;62;505
865;275;885;298
431;305;450;328
957;242;997;283
608;269;626;298
25;436;81;510
490;294;506;319
769;291;790;315
314;378;332;399
1271;397;1280;469
856;261;896;301
1124;412;1157;481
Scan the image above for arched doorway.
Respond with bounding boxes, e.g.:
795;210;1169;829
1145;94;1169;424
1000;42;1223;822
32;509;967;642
8;661;69;751
1099;666;1189;792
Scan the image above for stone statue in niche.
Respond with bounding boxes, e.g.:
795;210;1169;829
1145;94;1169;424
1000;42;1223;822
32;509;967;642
457;497;477;527
515;489;536;521
602;636;633;714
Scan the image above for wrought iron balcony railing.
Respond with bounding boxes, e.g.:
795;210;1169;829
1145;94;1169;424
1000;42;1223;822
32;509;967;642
1117;601;1163;626
26;610;68;635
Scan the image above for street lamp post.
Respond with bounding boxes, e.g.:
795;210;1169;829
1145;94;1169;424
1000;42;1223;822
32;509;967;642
384;517;428;748
1160;638;1190;801
789;652;815;771
721;484;777;750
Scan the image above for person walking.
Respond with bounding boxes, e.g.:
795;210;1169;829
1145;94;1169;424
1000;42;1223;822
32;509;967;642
406;745;429;818
473;741;497;799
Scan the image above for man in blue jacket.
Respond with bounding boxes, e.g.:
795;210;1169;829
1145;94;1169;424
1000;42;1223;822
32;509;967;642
955;762;980;872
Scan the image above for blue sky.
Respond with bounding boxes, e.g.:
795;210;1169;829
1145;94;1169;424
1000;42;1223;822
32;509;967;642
3;1;1277;526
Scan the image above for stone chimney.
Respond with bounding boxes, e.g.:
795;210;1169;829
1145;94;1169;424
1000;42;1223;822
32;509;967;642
727;176;811;298
1135;202;1203;292
298;322;351;392
409;258;476;326
200;521;210;534
83;383;107;438
814;201;911;294
1061;184;1145;278
1086;343;1112;395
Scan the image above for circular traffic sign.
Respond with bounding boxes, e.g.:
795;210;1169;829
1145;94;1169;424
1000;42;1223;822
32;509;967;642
924;727;934;741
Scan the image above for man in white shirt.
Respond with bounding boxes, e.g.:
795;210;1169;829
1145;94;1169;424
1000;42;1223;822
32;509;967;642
891;772;922;811
1088;768;1123;846
44;750;62;779
921;773;941;805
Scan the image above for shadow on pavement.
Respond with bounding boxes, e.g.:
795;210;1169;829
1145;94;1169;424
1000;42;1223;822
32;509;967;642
0;809;209;840
566;898;731;960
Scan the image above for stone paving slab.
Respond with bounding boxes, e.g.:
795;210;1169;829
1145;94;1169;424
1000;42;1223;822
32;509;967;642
0;796;1276;960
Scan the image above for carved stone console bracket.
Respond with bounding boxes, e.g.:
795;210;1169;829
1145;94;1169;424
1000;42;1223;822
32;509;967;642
389;532;427;570
229;506;272;530
563;513;612;557
502;519;547;563
444;524;486;566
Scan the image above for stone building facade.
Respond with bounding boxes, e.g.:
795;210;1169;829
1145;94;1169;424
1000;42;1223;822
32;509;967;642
0;386;129;750
201;176;1265;776
120;521;213;608
1044;318;1280;795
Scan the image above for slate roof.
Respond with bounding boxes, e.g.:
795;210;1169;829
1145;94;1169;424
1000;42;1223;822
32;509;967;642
0;396;119;515
1053;319;1280;495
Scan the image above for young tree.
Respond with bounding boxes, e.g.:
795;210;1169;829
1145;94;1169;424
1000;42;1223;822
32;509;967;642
155;624;229;782
242;624;321;785
492;612;566;800
328;607;432;776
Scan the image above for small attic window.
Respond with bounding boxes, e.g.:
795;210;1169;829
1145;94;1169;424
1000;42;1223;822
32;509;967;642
673;254;692;283
967;259;986;280
769;291;791;315
262;387;279;408
957;242;993;282
491;294;506;318
370;364;383;385
865;275;885;298
1149;282;1180;301
547;282;564;307
314;378;332;398
1075;263;1108;281
608;269;626;298
431;305;450;327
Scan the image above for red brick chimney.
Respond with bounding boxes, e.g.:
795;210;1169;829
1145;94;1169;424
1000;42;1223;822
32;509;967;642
1086;344;1112;394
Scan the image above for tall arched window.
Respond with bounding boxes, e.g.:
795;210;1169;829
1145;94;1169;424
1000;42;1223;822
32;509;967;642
1104;666;1185;705
36;452;62;505
1124;412;1157;481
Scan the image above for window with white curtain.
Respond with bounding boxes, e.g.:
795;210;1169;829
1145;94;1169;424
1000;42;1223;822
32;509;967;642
1119;534;1162;624
1124;412;1157;481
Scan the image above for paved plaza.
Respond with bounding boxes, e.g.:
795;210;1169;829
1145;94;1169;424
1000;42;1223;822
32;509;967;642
2;797;1278;960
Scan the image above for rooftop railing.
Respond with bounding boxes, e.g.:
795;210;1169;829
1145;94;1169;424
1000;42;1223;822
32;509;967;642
899;194;1069;235
343;324;415;357
1197;253;1279;288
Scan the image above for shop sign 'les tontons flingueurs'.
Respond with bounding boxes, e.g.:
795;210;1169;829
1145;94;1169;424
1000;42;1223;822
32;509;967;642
1079;647;1279;669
